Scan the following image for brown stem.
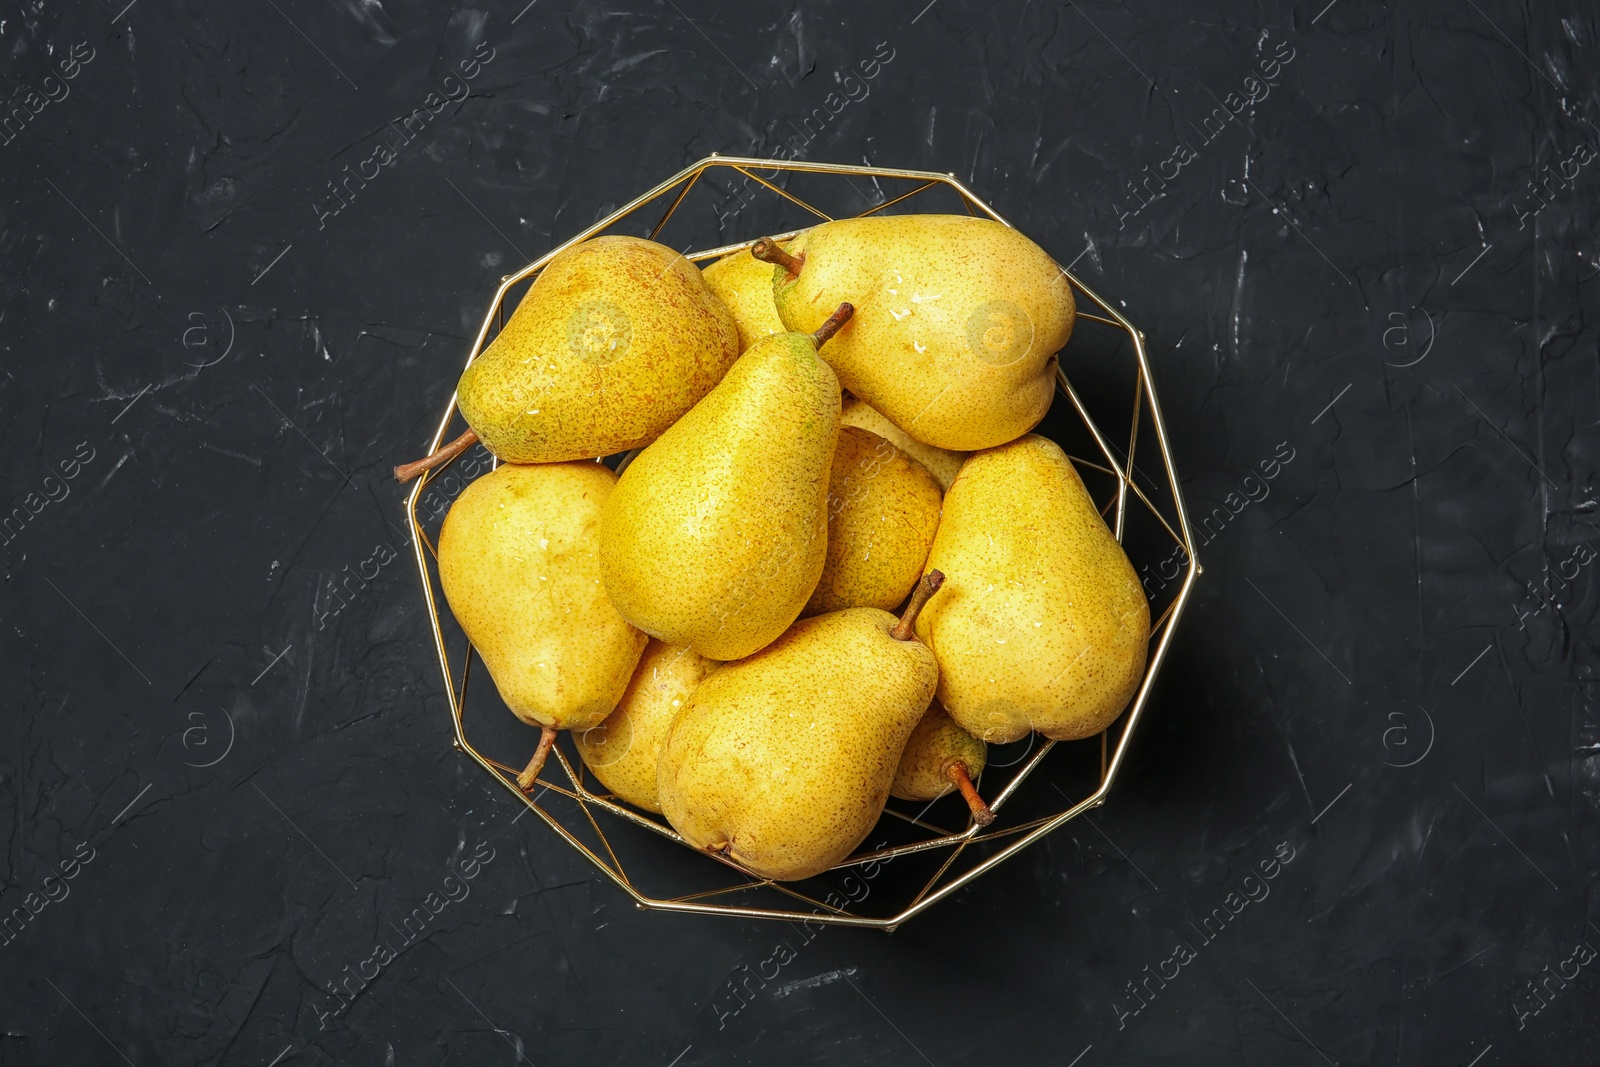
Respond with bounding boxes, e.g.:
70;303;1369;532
946;761;995;826
516;726;559;792
751;236;805;279
394;428;479;483
891;569;945;641
811;302;855;348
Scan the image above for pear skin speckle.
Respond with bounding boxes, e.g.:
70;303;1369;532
889;701;987;801
574;639;718;813
915;434;1150;743
771;215;1074;451
598;331;841;661
657;608;938;881
803;427;942;617
458;235;739;463
702;240;794;352
439;462;648;732
840;395;967;491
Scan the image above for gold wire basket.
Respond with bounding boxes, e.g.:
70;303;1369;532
401;156;1200;930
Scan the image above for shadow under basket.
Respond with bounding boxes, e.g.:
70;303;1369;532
401;155;1201;930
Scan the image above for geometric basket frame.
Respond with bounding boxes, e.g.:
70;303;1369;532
401;156;1200;929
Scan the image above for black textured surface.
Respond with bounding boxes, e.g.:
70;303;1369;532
3;1;1597;1064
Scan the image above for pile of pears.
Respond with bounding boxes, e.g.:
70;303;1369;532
400;215;1150;883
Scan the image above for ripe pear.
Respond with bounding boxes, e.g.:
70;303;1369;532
439;462;648;788
804;426;942;617
916;435;1149;743
599;306;853;661
753;215;1074;451
396;236;738;480
841;395;967;491
574;639;717;813
752;214;1075;454
890;701;994;826
701;239;792;352
658;574;944;881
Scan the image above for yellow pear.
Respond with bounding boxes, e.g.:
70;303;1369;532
574;640;717;813
916;435;1149;743
890;701;993;825
754;215;1074;450
804;426;942;617
439;462;647;787
397;236;738;481
840;395;967;491
598;307;851;660
658;575;943;881
701;240;792;352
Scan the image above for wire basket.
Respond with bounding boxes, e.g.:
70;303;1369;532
401;156;1199;930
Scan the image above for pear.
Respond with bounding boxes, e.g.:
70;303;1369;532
395;236;738;480
598;305;853;661
574;639;717;813
916;435;1149;743
841;395;967;491
701;239;793;352
658;573;944;881
439;462;648;788
753;215;1074;451
804;426;942;617
890;701;994;826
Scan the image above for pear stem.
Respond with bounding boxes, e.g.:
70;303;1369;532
515;726;559;792
394;428;479;483
811;302;855;348
891;570;944;641
751;236;805;279
946;761;996;826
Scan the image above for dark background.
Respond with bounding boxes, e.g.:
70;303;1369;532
2;0;1596;1063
